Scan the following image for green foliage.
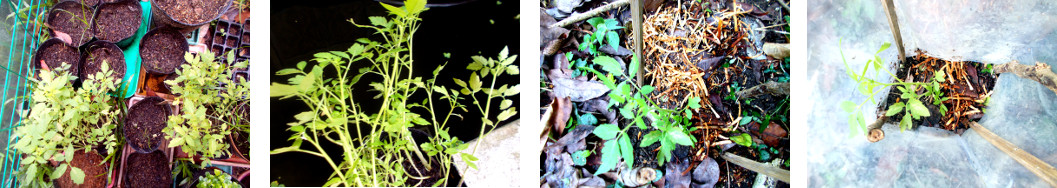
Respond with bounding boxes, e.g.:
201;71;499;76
885;85;930;131
578;17;622;55
588;55;698;173
14;62;121;187
270;0;517;185
197;169;241;188
165;51;250;165
841;41;934;136
730;133;753;147
571;150;591;166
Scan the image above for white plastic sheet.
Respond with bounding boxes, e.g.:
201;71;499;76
807;0;1057;186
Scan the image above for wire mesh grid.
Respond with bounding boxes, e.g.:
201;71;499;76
0;0;46;186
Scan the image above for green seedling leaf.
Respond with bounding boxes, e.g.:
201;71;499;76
593;56;623;75
667;129;694;146
470;72;482;92
592;124;620;140
885;102;904;116
731;133;753;147
368;16;387;26
640;131;661;147
578;113;598;126
840;101;857;113
619;135;634;168
906;99;930;118
688;97;702;109
595;140;620;175
572;150;591;166
877;42;891;54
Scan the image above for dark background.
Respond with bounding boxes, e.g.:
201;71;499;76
269;0;520;186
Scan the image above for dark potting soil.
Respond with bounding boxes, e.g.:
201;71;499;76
881;50;999;133
48;2;93;46
154;0;229;24
270;0;518;185
92;0;142;42
35;39;81;76
125;96;171;152
82;42;127;83
140;28;187;74
53;151;108;188
124;151;172;188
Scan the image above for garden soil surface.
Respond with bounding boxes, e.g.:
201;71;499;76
49;2;93;46
124;151;171;188
124;96;170;152
54;151;107;188
882;50;999;133
35;39;81;77
92;0;142;42
154;0;229;24
82;42;127;83
140;28;187;74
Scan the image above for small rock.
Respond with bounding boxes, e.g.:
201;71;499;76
692;157;720;188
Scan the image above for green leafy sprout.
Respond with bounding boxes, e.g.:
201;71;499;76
269;0;519;186
196;169;241;188
13;62;121;187
840;41;934;136
164;50;250;165
588;55;699;174
578;17;622;55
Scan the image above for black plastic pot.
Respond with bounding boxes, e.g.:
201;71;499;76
150;0;233;34
32;38;81;78
124;96;171;153
91;0;142;48
47;1;94;47
139;27;188;74
80;41;126;84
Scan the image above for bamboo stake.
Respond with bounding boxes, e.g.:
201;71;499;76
632;0;643;86
549;0;631;28
721;152;790;183
970;122;1057;187
880;0;906;59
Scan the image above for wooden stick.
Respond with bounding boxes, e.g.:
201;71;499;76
735;81;789;98
721;152;790;183
549;0;631;28
880;0;906;59
632;0;643;86
993;60;1057;96
969;122;1057;187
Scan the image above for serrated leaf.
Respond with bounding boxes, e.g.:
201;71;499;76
906;99;930;118
70;167;84;184
51;163;67;180
667;129;694;146
592;124;619;140
640;131;661;147
368;16;387;26
453;78;467;88
639;85;654;95
877;42;891;54
469;72;482;92
594;140;620;175
380;2;407;18
886;102;905;116
619;135;634;168
840;101;857;113
688;97;702;109
593;56;623;75
498;46;509;60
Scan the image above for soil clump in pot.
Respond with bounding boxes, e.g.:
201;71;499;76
140;27;187;74
124;151;172;188
91;0;142;43
125;96;171;152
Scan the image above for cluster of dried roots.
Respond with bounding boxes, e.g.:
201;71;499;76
635;3;756;110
